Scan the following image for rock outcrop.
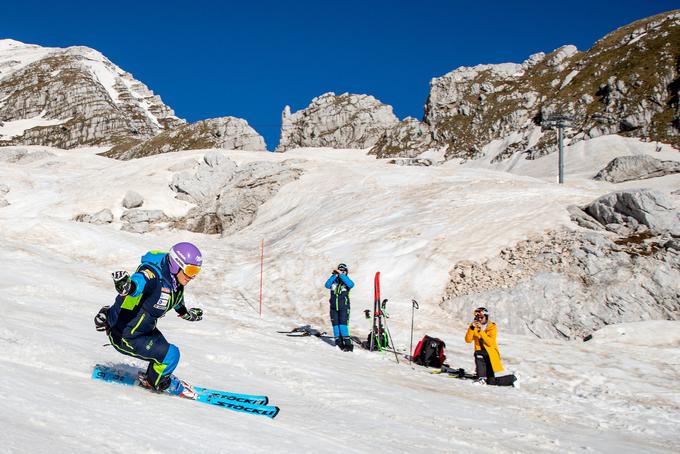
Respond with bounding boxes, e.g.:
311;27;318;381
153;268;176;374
170;151;303;235
441;228;680;340
594;155;680;182
121;209;171;233
370;117;434;159
583;189;680;237
441;188;680;340
372;10;680;161
122;191;144;209
276;92;399;151
0;39;182;149
74;209;114;225
105;117;267;159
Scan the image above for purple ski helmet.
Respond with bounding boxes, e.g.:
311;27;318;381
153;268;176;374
168;242;203;278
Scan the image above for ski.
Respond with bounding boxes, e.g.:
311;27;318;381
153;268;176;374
92;364;278;418
193;386;269;405
371;271;381;351
277;325;326;337
430;365;477;379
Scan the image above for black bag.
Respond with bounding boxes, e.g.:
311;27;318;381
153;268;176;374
412;335;446;367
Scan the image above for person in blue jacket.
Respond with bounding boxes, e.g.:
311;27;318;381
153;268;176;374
324;263;355;351
94;242;204;396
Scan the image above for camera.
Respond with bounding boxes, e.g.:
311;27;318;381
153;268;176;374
332;270;339;275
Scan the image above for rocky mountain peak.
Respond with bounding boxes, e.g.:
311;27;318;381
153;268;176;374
105;116;267;160
371;9;680;162
0;39;183;149
276;92;400;151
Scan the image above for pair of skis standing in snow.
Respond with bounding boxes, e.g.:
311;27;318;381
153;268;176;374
323;263;517;387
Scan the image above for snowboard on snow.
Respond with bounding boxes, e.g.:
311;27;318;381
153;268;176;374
92;364;279;419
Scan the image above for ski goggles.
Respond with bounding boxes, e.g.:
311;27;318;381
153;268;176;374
182;264;201;278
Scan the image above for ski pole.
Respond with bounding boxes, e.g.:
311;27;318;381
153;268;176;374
409;299;419;366
381;299;399;364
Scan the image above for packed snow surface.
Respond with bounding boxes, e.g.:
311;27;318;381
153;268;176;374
1;136;679;453
0;115;70;141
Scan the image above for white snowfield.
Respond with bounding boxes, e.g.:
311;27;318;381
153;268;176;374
0;136;679;453
0;115;70;141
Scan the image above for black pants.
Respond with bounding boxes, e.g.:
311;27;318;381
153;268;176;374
474;348;516;386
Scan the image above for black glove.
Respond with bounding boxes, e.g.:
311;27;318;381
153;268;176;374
112;271;131;296
94;306;110;332
179;308;203;322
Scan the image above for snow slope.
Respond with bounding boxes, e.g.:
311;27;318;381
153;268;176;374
0;138;679;453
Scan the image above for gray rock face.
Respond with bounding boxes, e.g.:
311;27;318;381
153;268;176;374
170;151;238;203
374;11;680;161
74;209;114;225
276;92;399;151
584;189;680;236
370;117;434;159
120;209;170;233
0;39;182;149
441;229;680;340
122;191;144;209
594;155;680;182
170;151;303;235
567;205;605;231
106;117;267;159
442;189;680;339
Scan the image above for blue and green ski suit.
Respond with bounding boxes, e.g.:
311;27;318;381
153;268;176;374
106;251;190;388
324;273;354;346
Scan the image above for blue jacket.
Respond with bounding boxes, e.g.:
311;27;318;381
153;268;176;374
107;251;188;338
325;273;354;310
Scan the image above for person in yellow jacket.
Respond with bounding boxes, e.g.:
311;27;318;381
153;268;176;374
465;307;518;387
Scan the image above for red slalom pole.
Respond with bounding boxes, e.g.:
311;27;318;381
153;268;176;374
259;239;264;317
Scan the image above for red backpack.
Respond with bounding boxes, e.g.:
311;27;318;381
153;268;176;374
412;335;446;367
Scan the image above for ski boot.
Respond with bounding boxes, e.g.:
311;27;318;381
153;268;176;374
341;338;354;352
138;372;197;399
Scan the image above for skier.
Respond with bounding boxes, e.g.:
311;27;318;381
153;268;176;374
94;242;204;395
324;263;355;351
464;307;518;387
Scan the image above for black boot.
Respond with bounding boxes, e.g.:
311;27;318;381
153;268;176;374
340;337;354;352
140;363;171;392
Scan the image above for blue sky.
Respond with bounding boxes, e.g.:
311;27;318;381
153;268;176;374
1;0;678;149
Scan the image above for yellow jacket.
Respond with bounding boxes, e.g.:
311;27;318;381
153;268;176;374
465;321;504;373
